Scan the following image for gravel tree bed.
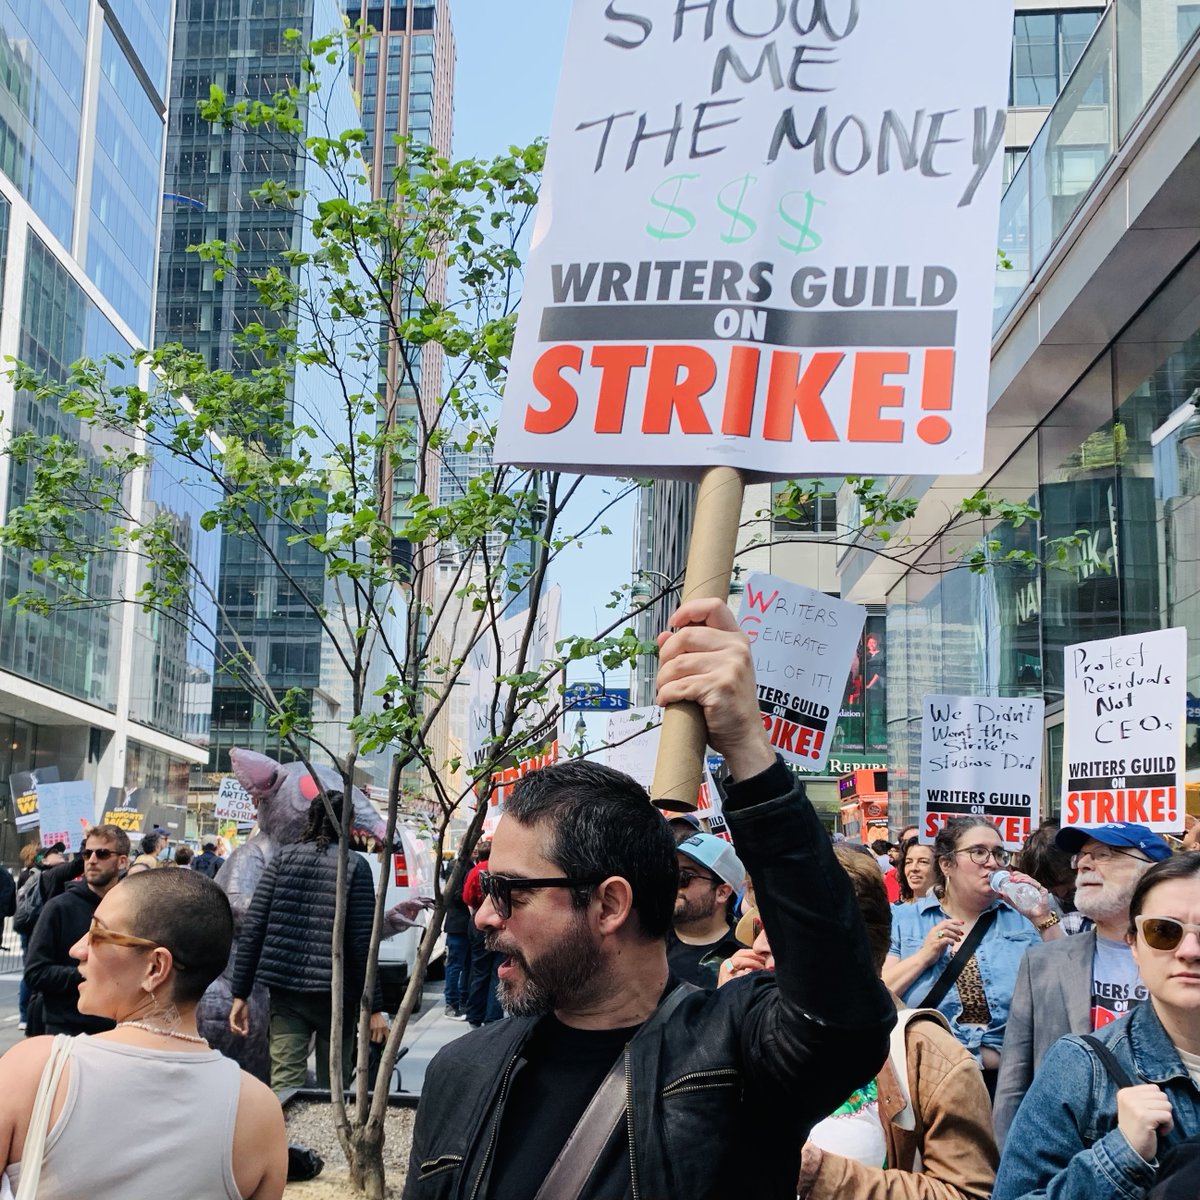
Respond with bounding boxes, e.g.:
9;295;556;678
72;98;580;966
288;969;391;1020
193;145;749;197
284;1101;415;1198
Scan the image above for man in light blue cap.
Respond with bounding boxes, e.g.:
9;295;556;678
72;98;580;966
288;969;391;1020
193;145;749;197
669;832;746;989
992;820;1172;1146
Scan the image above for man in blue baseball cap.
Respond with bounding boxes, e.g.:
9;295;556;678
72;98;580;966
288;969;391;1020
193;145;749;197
669;833;746;989
993;821;1172;1145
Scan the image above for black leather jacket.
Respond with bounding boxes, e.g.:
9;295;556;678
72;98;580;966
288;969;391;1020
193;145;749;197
402;760;896;1200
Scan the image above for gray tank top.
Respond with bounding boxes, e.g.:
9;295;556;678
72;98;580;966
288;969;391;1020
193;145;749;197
6;1036;244;1200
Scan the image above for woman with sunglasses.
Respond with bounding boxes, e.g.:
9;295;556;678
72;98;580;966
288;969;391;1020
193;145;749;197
995;852;1200;1200
884;816;1061;1095
0;868;287;1198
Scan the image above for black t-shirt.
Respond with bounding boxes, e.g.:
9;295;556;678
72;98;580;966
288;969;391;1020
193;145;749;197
488;1015;641;1200
666;928;744;989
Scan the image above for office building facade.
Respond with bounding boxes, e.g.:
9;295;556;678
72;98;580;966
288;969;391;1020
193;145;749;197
344;0;454;528
0;0;214;854
837;1;1200;827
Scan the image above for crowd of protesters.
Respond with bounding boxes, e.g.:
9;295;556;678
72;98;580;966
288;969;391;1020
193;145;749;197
3;600;1200;1198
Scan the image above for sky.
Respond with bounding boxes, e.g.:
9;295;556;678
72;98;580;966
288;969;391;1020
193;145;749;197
448;1;640;716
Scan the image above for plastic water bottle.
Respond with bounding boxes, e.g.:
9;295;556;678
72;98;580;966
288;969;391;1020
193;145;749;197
989;870;1042;911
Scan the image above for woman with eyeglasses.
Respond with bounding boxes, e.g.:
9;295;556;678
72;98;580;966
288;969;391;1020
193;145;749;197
0;868;287;1198
884;816;1062;1096
995;852;1200;1200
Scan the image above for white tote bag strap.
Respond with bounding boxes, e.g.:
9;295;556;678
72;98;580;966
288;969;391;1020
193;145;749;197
16;1034;74;1200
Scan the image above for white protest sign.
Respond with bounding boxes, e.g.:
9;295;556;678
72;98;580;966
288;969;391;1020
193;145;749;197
214;777;257;825
604;708;662;788
604;708;719;818
496;1;1014;478
466;586;562;772
1062;628;1186;832
738;573;865;770
37;781;95;848
919;695;1045;847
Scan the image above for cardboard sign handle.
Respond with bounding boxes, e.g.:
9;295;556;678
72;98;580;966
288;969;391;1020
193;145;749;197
651;467;745;811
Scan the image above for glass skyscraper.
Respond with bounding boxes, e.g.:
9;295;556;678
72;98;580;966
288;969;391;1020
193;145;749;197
0;1;216;858
158;0;413;784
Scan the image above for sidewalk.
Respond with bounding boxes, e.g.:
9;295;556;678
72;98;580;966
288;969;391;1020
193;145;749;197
395;983;474;1094
0;974;473;1094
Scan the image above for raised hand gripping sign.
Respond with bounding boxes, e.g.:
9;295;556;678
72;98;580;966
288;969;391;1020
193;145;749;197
496;0;1015;479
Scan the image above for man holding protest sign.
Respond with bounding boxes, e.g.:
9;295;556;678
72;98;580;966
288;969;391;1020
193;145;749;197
403;599;895;1200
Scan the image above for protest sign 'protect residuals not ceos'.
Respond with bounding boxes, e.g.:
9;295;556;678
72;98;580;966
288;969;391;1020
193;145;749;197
1062;628;1186;833
496;0;1015;479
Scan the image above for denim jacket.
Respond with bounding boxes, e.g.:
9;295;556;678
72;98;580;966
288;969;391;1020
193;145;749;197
994;1000;1200;1200
889;893;1039;1057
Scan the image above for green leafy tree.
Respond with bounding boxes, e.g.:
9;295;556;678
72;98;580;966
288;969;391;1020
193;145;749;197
0;27;656;1197
0;27;1096;1196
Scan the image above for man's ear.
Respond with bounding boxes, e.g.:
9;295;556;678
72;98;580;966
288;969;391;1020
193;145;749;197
594;876;634;936
716;882;733;907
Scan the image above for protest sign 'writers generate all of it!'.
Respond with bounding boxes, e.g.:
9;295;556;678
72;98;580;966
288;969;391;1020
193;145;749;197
1062;628;1186;833
495;0;1015;480
738;572;865;771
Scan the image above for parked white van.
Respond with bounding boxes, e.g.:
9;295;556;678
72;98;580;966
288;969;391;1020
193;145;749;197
358;825;440;1011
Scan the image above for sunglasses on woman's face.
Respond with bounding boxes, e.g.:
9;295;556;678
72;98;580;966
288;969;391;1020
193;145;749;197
1134;915;1200;952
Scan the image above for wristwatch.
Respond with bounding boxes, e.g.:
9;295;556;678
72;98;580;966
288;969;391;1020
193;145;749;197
1034;911;1061;932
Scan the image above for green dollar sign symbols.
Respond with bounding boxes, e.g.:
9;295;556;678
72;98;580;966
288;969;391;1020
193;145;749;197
778;190;826;254
716;174;758;245
646;174;699;241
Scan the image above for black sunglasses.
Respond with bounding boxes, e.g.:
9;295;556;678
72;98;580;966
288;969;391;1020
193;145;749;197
678;870;720;890
82;848;117;861
478;870;601;920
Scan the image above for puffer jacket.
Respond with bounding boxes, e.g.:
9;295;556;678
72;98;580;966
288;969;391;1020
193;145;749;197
230;842;383;1010
402;760;896;1200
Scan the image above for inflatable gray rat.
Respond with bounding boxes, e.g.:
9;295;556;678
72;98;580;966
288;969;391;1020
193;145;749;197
196;748;398;1082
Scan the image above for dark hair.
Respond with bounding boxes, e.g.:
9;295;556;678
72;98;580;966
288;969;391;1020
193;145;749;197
119;869;234;1003
87;825;132;857
174;846;194;867
897;836;933;903
1018;819;1074;894
931;816;999;896
834;845;892;972
1127;852;1199;936
138;830;160;856
870;839;894;856
504;760;678;939
301;792;344;852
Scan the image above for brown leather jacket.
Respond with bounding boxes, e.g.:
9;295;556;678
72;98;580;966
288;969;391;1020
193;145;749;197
806;1010;998;1200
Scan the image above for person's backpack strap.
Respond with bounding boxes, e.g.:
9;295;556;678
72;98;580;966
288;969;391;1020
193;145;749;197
532;983;697;1200
1081;1034;1138;1090
917;908;999;1011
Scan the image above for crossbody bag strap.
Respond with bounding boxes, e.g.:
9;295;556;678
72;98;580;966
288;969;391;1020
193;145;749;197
533;983;697;1200
1081;1034;1138;1090
16;1034;73;1200
916;908;999;1011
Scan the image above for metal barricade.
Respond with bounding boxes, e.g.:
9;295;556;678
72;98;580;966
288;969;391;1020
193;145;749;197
0;916;25;974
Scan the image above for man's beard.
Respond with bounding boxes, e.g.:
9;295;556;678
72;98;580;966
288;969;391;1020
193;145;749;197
1073;869;1138;924
486;914;604;1018
674;889;717;928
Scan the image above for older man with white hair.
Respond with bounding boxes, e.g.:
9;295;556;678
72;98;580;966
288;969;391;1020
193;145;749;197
992;821;1171;1145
